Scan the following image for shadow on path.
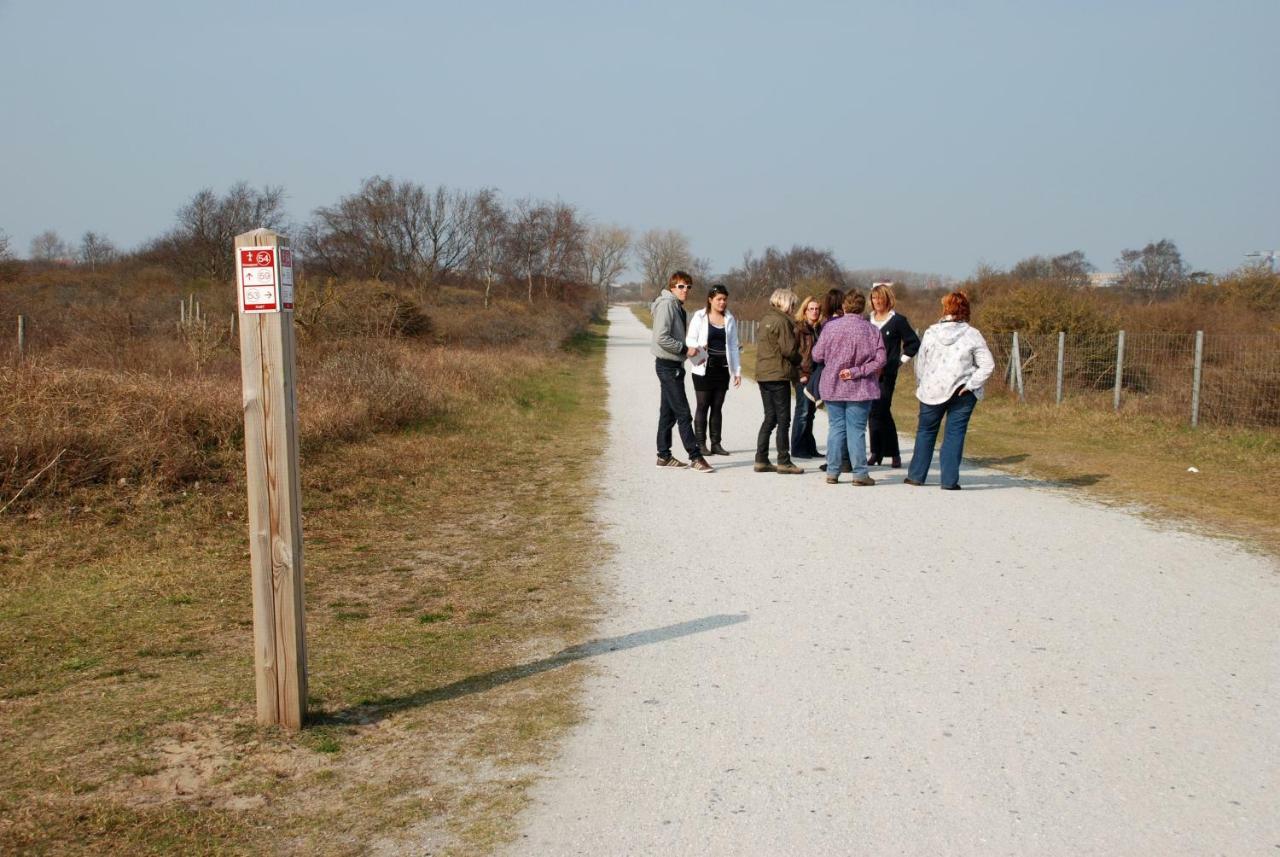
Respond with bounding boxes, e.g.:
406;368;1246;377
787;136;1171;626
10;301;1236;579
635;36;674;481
317;613;749;726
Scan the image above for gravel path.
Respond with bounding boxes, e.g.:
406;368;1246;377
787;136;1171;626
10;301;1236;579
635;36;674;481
505;306;1279;856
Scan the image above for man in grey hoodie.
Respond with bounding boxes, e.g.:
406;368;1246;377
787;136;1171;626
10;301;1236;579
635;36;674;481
651;271;713;472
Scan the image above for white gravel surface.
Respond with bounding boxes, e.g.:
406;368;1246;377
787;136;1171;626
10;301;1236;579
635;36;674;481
504;307;1279;856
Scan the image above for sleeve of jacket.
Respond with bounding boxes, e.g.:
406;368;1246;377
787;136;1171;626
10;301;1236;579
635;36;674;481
913;327;935;382
653;299;684;357
968;330;996;392
796;324;815;375
850;329;887;379
685;309;705;349
898;316;921;361
811;327;828;364
780;315;799;364
726;313;742;378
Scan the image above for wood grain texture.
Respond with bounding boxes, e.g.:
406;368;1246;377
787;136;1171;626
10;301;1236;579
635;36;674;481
236;229;307;730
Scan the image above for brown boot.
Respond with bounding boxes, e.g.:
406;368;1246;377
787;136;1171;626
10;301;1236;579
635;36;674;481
753;459;776;473
776;457;804;475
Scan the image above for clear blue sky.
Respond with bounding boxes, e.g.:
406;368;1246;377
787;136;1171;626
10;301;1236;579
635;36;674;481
2;0;1277;278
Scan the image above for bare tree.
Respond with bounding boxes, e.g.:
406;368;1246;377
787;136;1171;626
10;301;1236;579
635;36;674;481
637;228;694;294
506;198;550;303
0;229;11;262
539;201;587;300
146;183;287;279
304;176;476;290
724;245;843;300
582;223;631;303
29;229;69;264
1010;250;1093;287
78;231;117;271
467;187;509;309
1116;239;1187;293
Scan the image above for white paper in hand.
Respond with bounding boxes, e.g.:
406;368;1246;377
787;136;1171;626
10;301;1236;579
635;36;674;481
690;346;708;367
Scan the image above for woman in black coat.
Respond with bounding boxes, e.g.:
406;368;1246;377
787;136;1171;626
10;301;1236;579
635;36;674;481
867;283;921;467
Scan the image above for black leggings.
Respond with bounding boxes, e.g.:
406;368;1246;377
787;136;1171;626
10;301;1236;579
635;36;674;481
695;387;728;442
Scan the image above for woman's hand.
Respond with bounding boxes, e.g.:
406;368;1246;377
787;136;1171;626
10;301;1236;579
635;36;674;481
838;368;853;381
799;374;809;385
733;375;742;388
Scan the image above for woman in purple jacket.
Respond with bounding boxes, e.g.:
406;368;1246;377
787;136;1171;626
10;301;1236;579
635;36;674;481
810;291;887;486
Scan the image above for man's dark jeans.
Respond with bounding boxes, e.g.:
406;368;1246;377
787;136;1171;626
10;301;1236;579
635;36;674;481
655;358;702;460
756;380;792;463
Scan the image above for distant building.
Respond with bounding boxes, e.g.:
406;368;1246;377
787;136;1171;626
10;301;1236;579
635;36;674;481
1088;272;1122;288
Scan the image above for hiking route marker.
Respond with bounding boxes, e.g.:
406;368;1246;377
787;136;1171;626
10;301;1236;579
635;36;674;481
234;228;307;730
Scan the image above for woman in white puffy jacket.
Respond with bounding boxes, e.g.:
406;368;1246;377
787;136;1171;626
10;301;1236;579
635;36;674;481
904;290;995;490
685;284;742;456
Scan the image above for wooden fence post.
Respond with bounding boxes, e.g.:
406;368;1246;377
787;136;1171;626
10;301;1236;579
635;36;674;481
16;315;25;361
1010;332;1025;400
1055;331;1065;405
1113;330;1126;412
235;228;307;730
1191;330;1204;428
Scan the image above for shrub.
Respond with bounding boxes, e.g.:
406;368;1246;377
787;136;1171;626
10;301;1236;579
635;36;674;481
976;283;1114;337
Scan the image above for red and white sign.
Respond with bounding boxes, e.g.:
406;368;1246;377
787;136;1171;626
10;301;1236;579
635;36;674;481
237;247;278;313
279;248;294;310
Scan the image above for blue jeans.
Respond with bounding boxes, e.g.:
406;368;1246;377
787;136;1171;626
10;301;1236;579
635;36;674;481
655;358;701;460
790;380;818;457
825;400;872;478
908;391;977;487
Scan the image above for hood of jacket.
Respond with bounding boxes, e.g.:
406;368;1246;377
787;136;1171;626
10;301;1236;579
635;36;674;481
652;289;679;313
931;319;973;346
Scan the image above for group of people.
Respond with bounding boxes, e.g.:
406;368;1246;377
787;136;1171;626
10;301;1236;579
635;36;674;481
650;270;995;490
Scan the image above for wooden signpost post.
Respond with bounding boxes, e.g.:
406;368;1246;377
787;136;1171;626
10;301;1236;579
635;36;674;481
234;228;307;730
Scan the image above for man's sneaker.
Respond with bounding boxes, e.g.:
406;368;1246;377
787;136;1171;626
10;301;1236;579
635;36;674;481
690;457;715;473
753;461;776;473
656;455;688;468
776;461;804;475
851;475;876;486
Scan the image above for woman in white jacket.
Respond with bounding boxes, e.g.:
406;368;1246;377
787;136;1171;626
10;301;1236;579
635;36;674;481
686;284;742;455
904;290;995;490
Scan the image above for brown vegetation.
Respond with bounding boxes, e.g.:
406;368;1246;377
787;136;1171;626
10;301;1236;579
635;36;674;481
1;267;597;508
1;258;609;854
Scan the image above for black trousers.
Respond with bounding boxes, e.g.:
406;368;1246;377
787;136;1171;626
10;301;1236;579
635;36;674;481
655;358;701;460
756;380;792;463
868;371;900;458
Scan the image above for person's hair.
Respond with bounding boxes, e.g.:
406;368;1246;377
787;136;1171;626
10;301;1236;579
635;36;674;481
769;288;798;315
793;295;819;323
705;283;729;313
869;283;896;312
668;270;692;290
820;288;844;322
842;290;867;315
941;290;971;321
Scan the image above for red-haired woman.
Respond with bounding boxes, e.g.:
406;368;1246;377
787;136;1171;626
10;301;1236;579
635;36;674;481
905;291;995;490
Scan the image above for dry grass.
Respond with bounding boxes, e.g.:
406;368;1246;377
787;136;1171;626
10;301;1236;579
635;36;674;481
1;280;610;853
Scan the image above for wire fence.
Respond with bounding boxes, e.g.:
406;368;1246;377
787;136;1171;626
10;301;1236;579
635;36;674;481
985;330;1280;430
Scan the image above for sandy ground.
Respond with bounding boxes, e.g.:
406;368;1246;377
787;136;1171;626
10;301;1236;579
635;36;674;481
503;307;1279;856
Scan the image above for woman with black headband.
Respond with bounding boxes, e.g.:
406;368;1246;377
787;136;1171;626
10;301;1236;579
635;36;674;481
686;283;742;455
